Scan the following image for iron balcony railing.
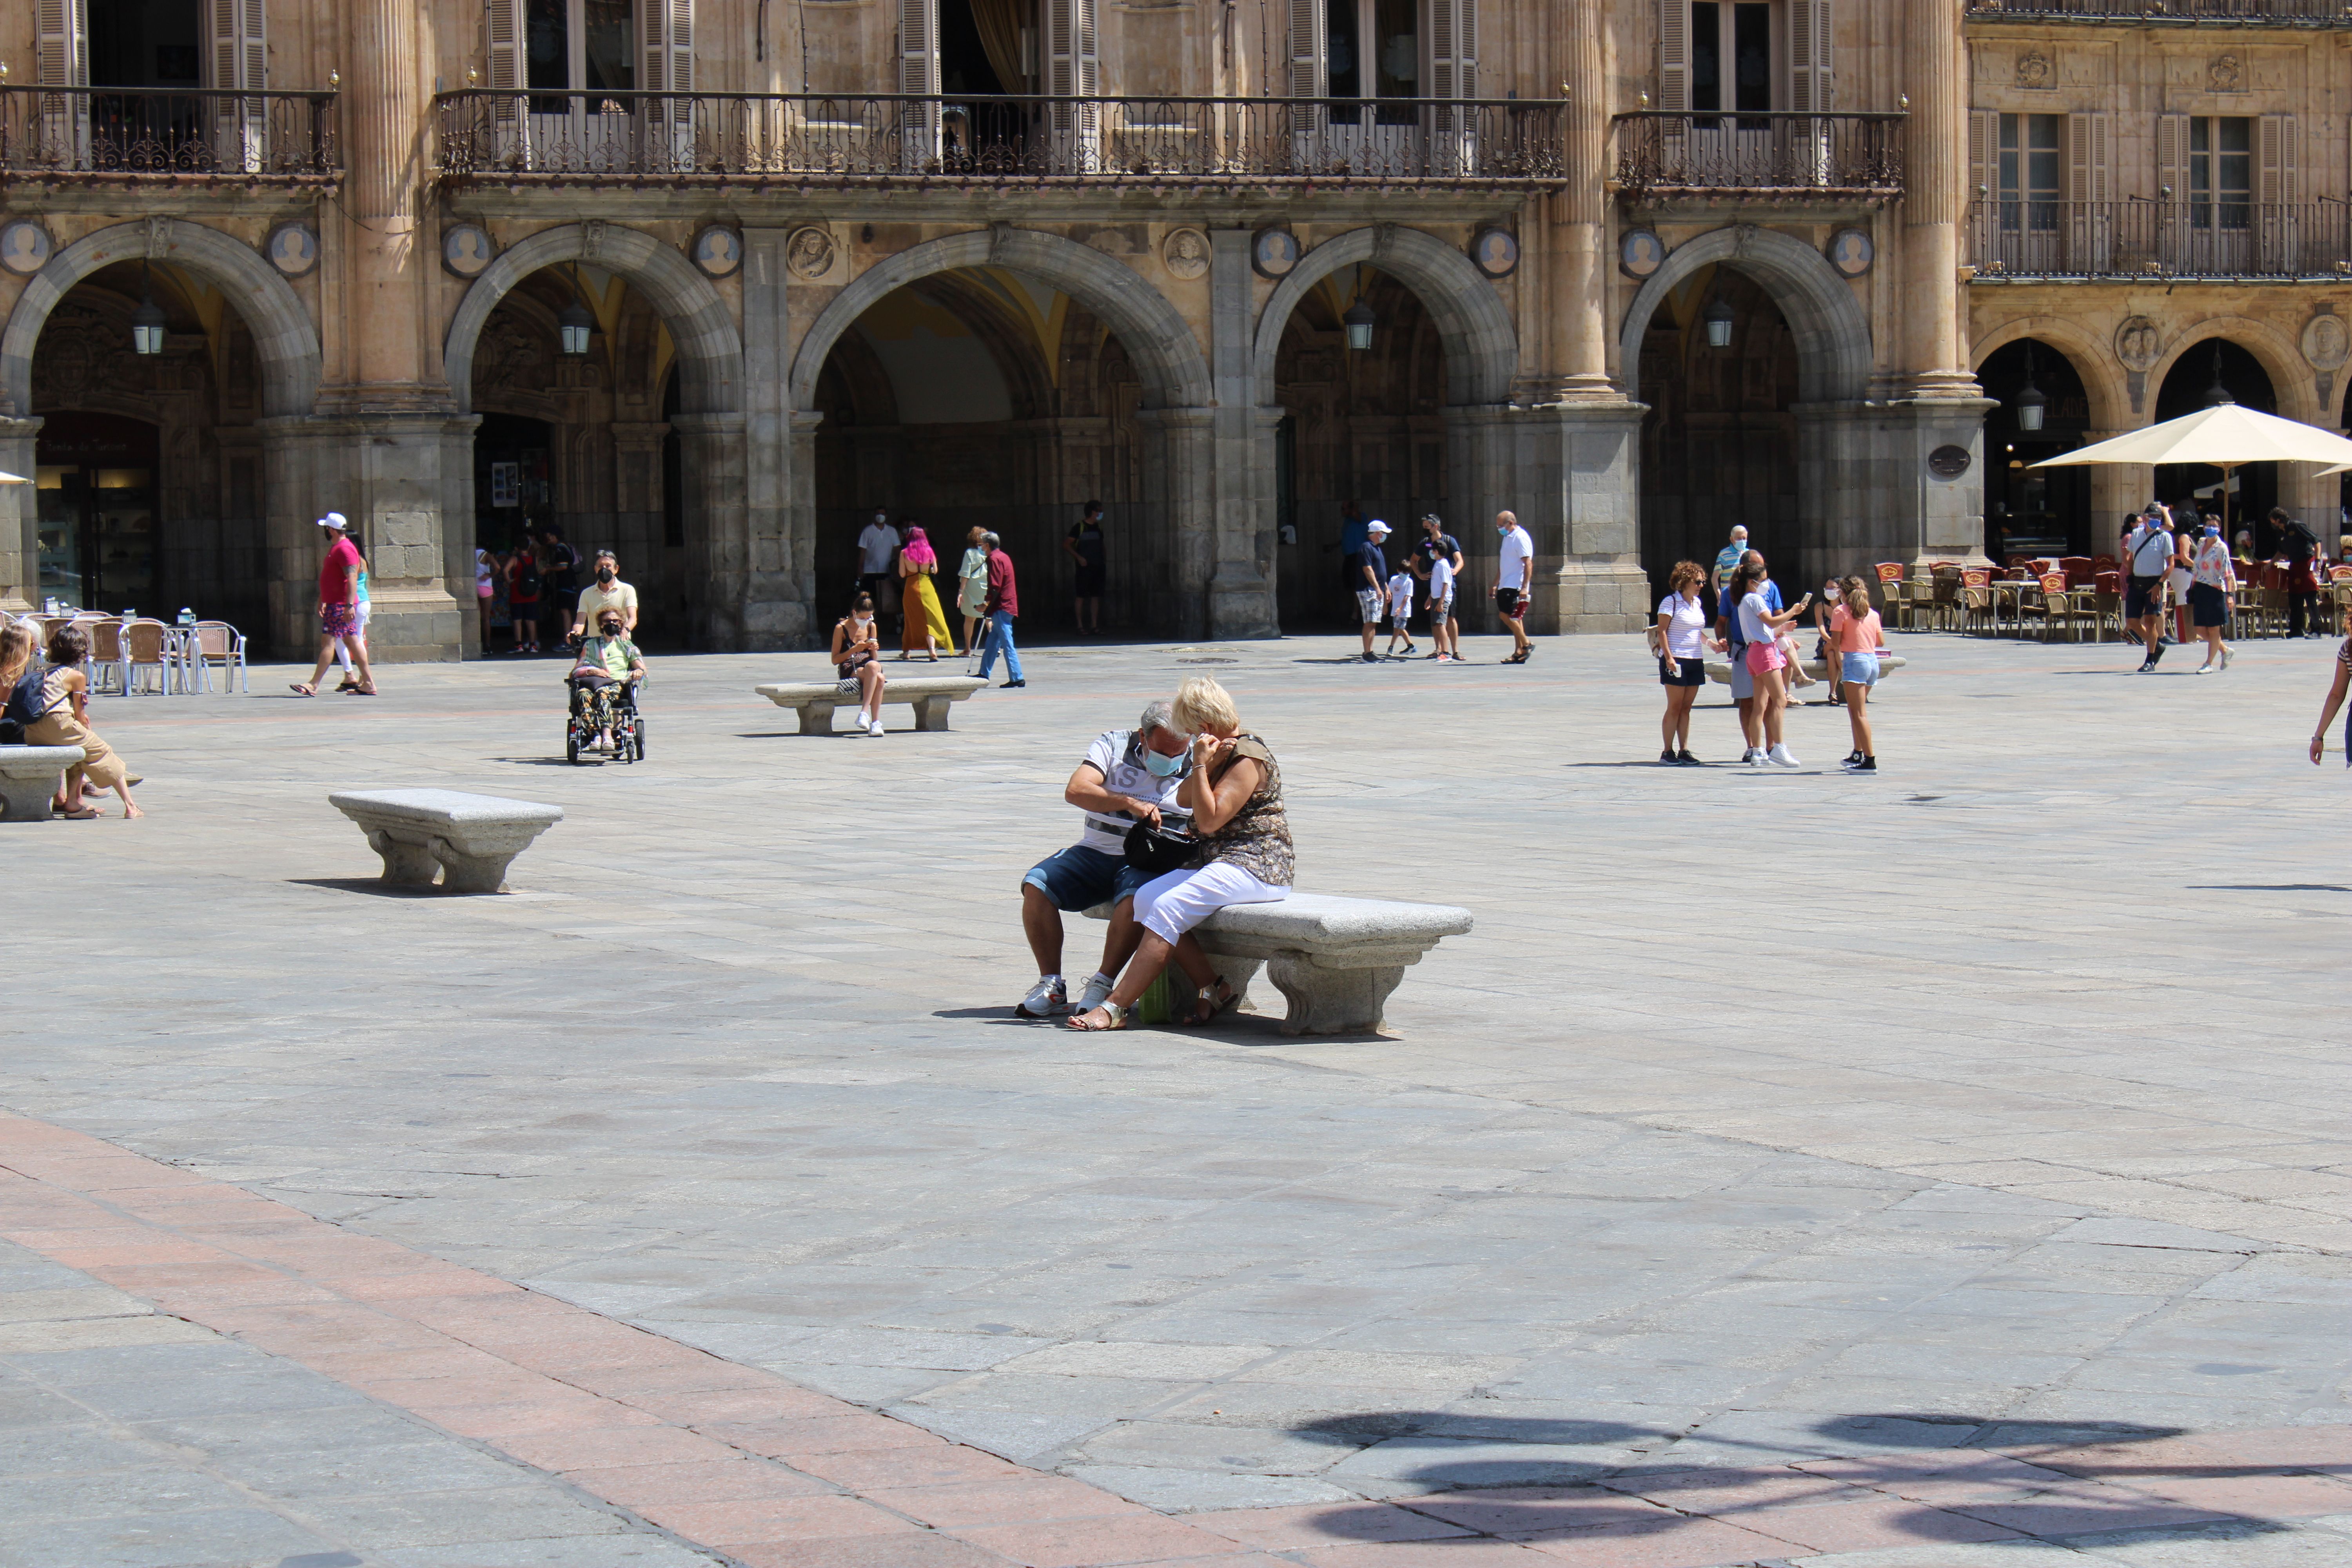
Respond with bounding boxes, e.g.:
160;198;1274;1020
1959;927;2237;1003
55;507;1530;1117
0;86;338;181
1613;111;1905;198
1967;0;2352;24
433;91;1568;187
1969;199;2352;278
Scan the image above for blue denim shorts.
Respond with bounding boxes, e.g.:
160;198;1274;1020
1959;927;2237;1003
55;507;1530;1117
1840;651;1881;688
1024;844;1147;911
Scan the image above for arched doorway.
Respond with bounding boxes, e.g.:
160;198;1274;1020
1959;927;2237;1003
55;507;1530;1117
1976;338;2092;561
810;269;1147;636
790;228;1216;640
1249;227;1517;630
1272;267;1446;629
1637;264;1797;604
445;223;746;648
28;262;269;633
2155;339;2277;550
465;261;673;646
2;219;321;635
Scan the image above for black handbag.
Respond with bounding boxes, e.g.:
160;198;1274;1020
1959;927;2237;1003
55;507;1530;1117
1124;822;1198;878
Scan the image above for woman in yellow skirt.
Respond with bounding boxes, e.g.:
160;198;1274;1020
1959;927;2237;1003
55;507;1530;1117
897;524;957;661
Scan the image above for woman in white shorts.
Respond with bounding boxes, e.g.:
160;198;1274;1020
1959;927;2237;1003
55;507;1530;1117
1066;675;1290;1031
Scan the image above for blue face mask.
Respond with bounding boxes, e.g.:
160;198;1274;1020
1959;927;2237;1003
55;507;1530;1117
2204;526;2220;537
1143;747;1183;778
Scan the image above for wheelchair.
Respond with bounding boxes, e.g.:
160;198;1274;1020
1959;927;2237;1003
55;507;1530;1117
565;672;646;764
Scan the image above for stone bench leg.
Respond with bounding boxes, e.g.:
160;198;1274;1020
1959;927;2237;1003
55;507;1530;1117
913;695;955;731
365;829;441;887
429;837;522;895
0;778;56;822
797;703;837;736
1265;955;1405;1036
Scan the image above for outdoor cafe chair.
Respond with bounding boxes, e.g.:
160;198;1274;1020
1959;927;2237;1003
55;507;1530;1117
82;619;127;696
187;622;247;693
1874;562;1910;630
2020;573;2080;643
121;619;175;695
1956;569;1995;636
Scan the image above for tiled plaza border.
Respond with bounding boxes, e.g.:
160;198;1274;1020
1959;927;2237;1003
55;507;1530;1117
4;1109;2350;1568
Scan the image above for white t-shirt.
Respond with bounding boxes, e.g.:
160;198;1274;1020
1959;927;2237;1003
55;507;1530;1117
1658;592;1708;659
857;523;901;575
1497;526;1533;590
1427;556;1455;599
1738;592;1776;649
1074;729;1194;856
1387;572;1415;617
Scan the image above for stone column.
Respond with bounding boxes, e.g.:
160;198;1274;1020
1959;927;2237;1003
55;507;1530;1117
1795;399;1997;582
1207;228;1277;639
739;228;804;650
0;416;41;614
673;413;752;649
1549;20;1613;399
1902;0;1973;399
1485;403;1653;634
1135;407;1218;639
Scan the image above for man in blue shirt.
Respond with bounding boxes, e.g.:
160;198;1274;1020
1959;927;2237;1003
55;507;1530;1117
1354;520;1391;663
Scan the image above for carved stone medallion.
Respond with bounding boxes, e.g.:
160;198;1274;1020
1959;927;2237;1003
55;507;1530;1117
784;227;837;281
2016;50;2052;90
1162;228;1210;279
2302;312;2348;372
2114;316;2161;373
2209;54;2243;93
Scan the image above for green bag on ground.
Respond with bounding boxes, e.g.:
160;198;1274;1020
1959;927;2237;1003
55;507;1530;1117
1135;970;1179;1025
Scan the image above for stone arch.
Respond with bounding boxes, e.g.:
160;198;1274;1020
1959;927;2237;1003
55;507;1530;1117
0;217;321;419
2147;317;2312;424
1618;226;1871;404
1970;316;2129;433
1250;226;1517;407
788;228;1210;413
445;223;743;416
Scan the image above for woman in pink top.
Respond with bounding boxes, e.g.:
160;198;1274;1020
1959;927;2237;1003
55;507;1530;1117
1829;574;1885;773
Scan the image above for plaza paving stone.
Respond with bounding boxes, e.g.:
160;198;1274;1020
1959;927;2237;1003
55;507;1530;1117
3;627;2350;1565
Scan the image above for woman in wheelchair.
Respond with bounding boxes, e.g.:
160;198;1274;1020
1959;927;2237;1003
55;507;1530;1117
568;609;644;753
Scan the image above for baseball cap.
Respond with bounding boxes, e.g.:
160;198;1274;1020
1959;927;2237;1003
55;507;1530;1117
1366;519;1392;536
316;512;348;532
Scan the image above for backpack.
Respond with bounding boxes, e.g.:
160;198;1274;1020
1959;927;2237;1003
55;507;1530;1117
514;555;541;595
0;664;48;744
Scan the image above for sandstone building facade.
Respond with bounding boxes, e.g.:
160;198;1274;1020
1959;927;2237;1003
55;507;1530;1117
0;0;2339;657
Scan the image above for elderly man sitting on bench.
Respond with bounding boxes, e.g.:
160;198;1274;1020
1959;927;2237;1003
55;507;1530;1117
1015;699;1194;1019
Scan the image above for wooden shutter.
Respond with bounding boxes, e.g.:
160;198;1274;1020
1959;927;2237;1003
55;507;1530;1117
210;0;265;171
486;0;525;158
2065;111;2109;202
1657;0;1688;113
1967;108;1994;199
2257;112;2296;203
1042;0;1098;163
1788;0;1831;113
37;0;87;87
2154;110;2187;201
644;0;693;93
900;0;938;94
1287;0;1325;99
1430;0;1476;99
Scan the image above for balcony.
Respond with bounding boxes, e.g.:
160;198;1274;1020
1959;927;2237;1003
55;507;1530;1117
1612;112;1905;201
1969;200;2352;279
1965;0;2352;24
0;87;338;183
432;92;1567;189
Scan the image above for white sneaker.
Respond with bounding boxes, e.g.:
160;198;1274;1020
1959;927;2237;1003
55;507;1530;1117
867;718;885;736
1744;748;1766;766
1074;972;1116;1014
1768;744;1801;767
1016;976;1067;1018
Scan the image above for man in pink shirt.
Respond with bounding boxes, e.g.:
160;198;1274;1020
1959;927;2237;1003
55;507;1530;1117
290;512;376;696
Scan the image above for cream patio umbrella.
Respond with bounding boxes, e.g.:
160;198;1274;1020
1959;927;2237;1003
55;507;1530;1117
2031;401;2352;544
0;472;26;483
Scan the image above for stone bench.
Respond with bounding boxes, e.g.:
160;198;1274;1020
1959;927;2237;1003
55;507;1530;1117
328;789;564;894
0;745;87;822
1088;891;1473;1036
755;674;986;735
1706;652;1908;686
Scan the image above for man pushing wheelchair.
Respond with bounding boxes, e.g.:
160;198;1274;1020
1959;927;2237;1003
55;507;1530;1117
568;608;644;760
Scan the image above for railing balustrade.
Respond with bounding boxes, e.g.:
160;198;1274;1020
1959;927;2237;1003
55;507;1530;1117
1612;111;1906;198
0;87;338;180
433;91;1567;186
1967;0;2352;24
1969;200;2352;279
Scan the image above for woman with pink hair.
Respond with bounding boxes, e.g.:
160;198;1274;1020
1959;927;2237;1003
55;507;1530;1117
897;522;957;661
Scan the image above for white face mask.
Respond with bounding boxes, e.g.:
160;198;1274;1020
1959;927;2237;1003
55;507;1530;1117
1824;586;1842;602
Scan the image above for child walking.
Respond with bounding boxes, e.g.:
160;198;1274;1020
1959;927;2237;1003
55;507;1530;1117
1385;568;1417;657
1425;552;1458;661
